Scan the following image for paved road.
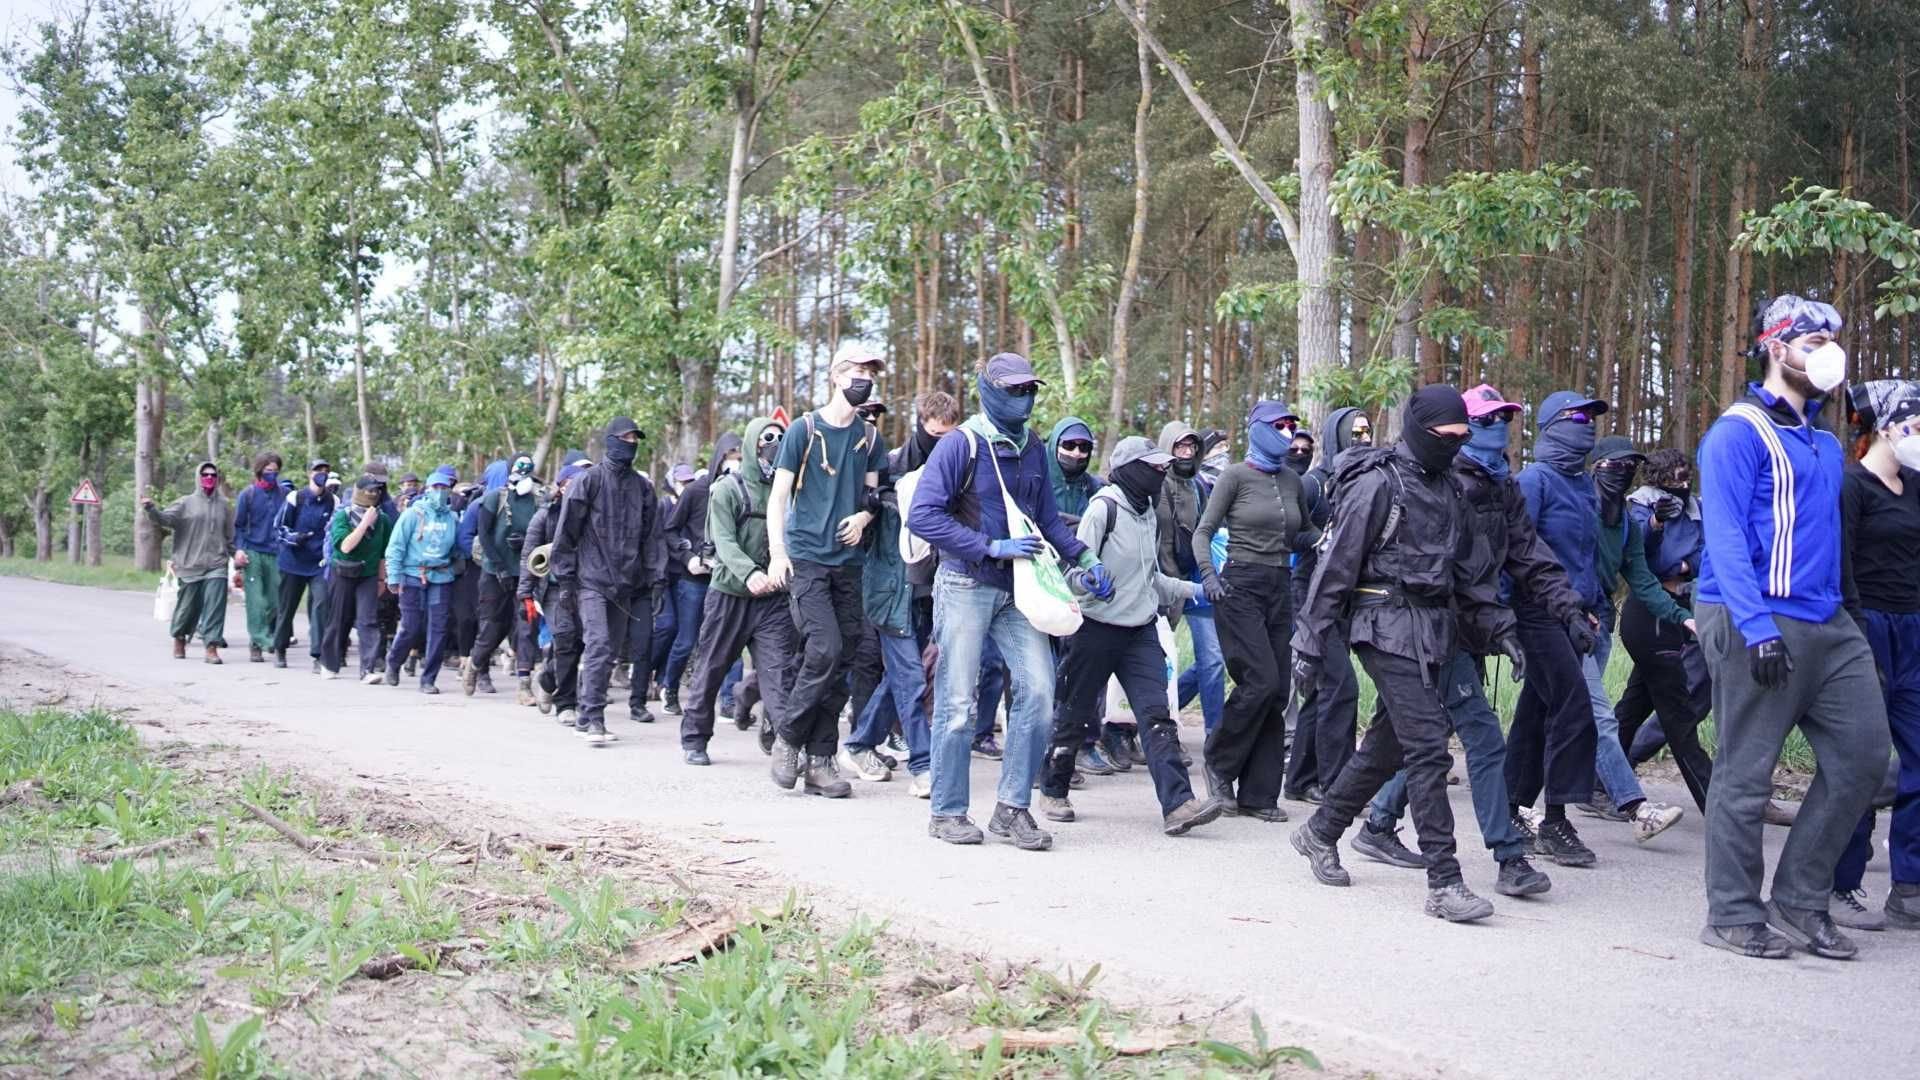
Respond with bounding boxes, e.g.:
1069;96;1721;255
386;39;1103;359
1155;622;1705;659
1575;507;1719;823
4;576;1915;1079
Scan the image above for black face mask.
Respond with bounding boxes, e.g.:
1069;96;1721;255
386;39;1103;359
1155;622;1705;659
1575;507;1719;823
1595;465;1636;526
913;421;939;461
843;378;874;407
1110;460;1166;512
1400;386;1471;475
757;436;781;482
1285;450;1312;474
1170;457;1196;478
605;434;638;469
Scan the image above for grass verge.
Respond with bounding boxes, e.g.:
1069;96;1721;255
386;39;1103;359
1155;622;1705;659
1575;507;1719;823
0;554;156;592
0;708;1320;1078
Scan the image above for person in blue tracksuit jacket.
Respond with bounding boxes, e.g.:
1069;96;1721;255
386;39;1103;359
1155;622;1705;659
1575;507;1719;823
1694;293;1889;961
384;466;462;693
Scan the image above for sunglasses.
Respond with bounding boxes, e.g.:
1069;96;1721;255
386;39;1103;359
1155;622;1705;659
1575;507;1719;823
1060;440;1093;454
758;427;784;445
1271;419;1299;434
199;472;219;480
996;381;1039;397
1469;415;1509;427
1561;410;1594;425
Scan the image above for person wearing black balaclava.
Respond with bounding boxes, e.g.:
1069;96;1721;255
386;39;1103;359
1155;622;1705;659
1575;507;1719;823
549;415;667;746
1288;385;1506;923
1504;391;1608;869
1286;432;1315;475
764;346;890;798
1193;401;1319;820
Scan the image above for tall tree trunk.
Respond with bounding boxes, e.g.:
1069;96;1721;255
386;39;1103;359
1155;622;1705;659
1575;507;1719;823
1106;0;1153;441
348;208;374;464
1507;20;1542;372
1394;13;1433;373
1292;0;1340;429
717;0;764;324
1670;143;1701;448
133;308;165;573
31;485;52;561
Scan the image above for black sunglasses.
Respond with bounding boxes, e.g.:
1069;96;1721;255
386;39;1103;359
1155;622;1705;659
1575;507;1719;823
1060;440;1093;454
996;382;1039;397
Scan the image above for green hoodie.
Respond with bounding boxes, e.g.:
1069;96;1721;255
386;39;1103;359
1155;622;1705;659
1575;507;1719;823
1045;415;1104;523
706;416;779;598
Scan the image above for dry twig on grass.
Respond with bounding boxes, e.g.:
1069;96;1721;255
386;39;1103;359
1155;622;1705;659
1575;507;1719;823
1;778;51;811
78;828;211;863
951;1027;1194;1056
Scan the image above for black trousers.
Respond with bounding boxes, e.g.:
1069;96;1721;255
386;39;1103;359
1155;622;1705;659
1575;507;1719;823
1617;594;1714;812
546;582;584;714
272;571;323;658
1310;645;1462;888
1043;619;1197;813
783;560;865;755
321;573;381;677
1286;638;1357;795
378;589;401;660
471;572;534;676
1505;602;1598;807
1206;561;1292;809
449;565;479;658
680;588;798;750
577;585;646;724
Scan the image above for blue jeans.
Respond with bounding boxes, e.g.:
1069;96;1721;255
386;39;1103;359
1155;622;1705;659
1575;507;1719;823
664;577;708;689
1176;608;1226;733
975;636;1007;741
388;581;451;687
930;569;1053;818
1587;629;1645;807
1368;650;1529;864
850;630;931;775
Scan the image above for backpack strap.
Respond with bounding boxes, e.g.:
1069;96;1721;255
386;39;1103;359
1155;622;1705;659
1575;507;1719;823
1096;493;1119;559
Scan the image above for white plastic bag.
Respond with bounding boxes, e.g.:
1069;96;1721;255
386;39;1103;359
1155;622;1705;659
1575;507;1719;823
982;433;1082;637
897;465;935;566
1102;615;1180;721
153;569;179;624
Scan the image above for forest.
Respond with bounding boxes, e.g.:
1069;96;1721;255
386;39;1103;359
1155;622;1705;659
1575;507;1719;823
4;0;1920;572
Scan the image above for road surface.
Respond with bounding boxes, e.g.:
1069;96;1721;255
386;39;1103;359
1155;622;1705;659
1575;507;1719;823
3;576;1914;1079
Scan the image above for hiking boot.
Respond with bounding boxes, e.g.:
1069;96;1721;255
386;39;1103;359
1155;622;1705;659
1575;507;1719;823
1100;728;1133;772
758;714;776;755
1037;794;1075;823
837;747;892;782
362;671;386;686
1080;745;1118;776
404;657;417;677
476;671;497;694
987;803;1052;851
873;750;899;770
274;650;288;669
684;747;712;767
1122;729;1147;766
630;706;656;724
1496;856;1552;897
909;773;931;799
611;663;631;689
1534;817;1596;867
770;737;801;790
733;704;754;732
1632;801;1684;843
718;696;736;721
929;815;983;845
248;645;263;663
1425;882;1495;923
662;687;681;715
172;637;187;660
1206;768;1237;807
1699;922;1792;959
1887;883;1920;929
462;662;480;696
1764;799;1800;826
1163;797;1225;836
1351;822;1424;869
533;664;554;710
1767;901;1858;959
1284;785;1326;805
585;721;612;747
971;735;1003;760
204;645;223;665
383;666;400;686
804;756;852;798
419;682;441;696
517;677;536;706
1290;824;1351;887
1237;805;1289;823
1576;787;1629;822
1830;888;1887;931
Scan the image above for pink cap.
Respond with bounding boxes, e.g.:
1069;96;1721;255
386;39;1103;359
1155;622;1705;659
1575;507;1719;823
1462;383;1522;420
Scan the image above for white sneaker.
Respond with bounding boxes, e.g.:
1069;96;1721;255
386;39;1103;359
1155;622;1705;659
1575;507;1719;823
361;671;384;685
908;773;932;799
557;708;578;729
1632;801;1683;843
837;747;892;782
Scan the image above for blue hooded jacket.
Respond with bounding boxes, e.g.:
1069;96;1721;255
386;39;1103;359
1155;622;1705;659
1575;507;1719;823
234;479;291;555
275;485;337;577
907;415;1090;593
1516;423;1604;611
386;493;462;587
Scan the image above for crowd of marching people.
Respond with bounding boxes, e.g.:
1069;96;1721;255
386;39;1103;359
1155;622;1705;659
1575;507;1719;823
140;294;1917;956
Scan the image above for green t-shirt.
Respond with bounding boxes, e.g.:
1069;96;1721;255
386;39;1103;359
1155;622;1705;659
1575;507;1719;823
328;505;393;579
774;411;888;566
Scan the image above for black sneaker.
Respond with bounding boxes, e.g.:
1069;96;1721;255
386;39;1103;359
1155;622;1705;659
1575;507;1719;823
929;815;984;845
1495;856;1552;897
971;735;1003;760
1509;808;1537;847
1350;822;1424;869
1425;882;1495;923
630;706;656;724
718;697;736;721
585;721;611;747
1122;730;1146;766
1289;823;1351;887
884;731;908;755
384;666;400;686
758;714;776;755
1100;729;1134;772
662;687;682;715
1766;901;1858;959
684;748;712;767
1576;787;1628;822
1534;817;1596;867
987;803;1053;851
1699;922;1793;959
1205;768;1237;807
1235;805;1289;823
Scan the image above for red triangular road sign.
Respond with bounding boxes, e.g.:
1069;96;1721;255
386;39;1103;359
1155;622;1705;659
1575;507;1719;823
769;406;791;427
69;479;102;505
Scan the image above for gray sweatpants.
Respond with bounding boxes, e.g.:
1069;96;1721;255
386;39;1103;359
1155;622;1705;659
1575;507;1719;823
1698;603;1891;926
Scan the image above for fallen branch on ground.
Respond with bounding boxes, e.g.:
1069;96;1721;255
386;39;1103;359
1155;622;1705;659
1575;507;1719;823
237;799;443;865
79;828;210;863
951;1027;1195;1056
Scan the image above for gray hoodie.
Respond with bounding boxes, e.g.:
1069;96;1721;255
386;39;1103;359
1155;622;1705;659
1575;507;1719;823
1155;420;1205;579
1074;436;1203;627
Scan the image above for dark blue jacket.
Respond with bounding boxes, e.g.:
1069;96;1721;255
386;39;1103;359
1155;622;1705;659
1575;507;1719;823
233;482;289;555
1626;487;1705;581
1516;461;1604;611
275;487;336;577
907;416;1089;593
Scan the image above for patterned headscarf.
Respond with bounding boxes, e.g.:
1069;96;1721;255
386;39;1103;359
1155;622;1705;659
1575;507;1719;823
1848;379;1920;435
1748;294;1842;358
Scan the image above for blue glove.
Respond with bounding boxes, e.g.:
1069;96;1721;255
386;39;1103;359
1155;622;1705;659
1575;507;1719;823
988;536;1044;560
1086;563;1115;601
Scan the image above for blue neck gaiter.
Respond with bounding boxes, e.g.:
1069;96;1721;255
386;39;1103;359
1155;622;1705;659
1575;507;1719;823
1247;422;1290;473
1462;421;1511;479
978;375;1034;439
1536;420;1596;476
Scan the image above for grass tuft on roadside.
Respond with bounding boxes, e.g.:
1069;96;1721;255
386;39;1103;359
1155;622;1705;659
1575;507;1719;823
0;555;157;593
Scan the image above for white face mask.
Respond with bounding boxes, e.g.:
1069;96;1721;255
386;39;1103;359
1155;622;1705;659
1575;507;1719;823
1797;341;1848;393
720;459;741;476
513;477;535;496
1895;434;1920;472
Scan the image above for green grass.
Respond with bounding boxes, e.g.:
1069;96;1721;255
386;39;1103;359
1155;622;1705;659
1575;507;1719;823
0;554;157;592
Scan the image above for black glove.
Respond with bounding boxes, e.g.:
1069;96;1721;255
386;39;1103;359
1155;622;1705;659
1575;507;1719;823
1749;637;1793;690
1292;654;1322;695
1564;613;1598;656
650;588;666;620
1496;633;1527;684
1654;495;1683;522
1203;577;1231;603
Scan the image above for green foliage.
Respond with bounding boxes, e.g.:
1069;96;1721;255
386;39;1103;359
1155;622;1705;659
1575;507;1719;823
1736;184;1920;320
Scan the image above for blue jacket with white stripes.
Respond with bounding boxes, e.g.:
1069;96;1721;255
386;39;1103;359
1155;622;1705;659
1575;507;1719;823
1695;383;1845;646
